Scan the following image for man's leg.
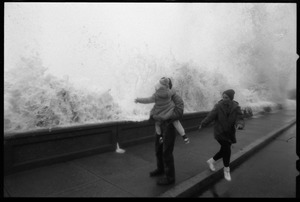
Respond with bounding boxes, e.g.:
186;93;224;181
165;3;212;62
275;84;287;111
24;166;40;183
157;122;176;185
150;133;164;177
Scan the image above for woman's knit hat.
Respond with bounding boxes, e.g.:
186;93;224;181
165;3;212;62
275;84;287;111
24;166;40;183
159;77;170;88
223;89;235;100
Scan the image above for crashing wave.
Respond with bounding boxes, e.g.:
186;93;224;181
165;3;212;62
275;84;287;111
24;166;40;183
4;55;294;133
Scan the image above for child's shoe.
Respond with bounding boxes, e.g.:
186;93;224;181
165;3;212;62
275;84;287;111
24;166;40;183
158;134;163;144
182;135;190;144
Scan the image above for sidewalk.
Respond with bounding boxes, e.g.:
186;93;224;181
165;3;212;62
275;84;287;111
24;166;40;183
4;109;296;197
197;124;297;197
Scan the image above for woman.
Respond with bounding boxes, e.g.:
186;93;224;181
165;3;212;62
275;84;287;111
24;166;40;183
199;89;244;181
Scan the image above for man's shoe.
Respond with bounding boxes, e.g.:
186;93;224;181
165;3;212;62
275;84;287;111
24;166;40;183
149;169;164;177
157;177;175;185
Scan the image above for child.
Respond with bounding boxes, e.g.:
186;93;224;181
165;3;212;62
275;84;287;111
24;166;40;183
135;77;189;144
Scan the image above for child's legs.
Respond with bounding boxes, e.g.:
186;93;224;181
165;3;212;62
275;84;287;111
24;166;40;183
155;121;162;135
172;120;185;136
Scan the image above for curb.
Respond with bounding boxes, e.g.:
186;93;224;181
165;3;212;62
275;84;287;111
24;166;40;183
159;118;297;197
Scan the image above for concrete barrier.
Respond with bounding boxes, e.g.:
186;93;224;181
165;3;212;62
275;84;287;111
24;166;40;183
4;112;209;175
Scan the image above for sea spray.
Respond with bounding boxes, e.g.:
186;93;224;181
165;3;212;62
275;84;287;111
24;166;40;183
4;3;297;133
4;53;293;133
4;56;123;132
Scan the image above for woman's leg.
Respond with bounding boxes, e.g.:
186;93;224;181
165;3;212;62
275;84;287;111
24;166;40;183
217;140;232;181
213;142;224;161
213;140;232;167
221;141;231;167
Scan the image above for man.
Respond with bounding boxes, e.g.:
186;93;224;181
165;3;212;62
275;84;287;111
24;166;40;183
149;78;184;185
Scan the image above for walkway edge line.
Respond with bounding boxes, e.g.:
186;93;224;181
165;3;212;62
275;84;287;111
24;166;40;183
159;118;296;197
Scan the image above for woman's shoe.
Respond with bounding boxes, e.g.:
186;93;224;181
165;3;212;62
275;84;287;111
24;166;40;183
207;158;216;171
224;167;231;181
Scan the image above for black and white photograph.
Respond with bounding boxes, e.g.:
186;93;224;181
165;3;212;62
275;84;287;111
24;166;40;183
3;2;298;198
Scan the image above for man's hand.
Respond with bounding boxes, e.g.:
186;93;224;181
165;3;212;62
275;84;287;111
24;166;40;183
134;98;139;103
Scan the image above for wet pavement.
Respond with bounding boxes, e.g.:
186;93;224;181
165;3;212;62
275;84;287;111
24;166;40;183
3;109;296;197
198;124;297;198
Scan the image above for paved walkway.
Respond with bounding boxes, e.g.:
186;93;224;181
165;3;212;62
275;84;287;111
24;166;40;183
198;124;297;197
4;109;296;197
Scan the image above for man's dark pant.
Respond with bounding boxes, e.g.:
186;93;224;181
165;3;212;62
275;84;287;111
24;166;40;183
155;122;176;180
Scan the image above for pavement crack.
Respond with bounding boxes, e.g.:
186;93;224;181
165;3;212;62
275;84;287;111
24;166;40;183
69;161;135;197
286;136;296;142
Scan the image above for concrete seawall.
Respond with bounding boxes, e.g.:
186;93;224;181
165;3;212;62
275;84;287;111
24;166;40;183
4;112;209;175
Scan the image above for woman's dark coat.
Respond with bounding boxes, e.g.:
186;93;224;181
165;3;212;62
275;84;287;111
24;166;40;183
200;99;245;144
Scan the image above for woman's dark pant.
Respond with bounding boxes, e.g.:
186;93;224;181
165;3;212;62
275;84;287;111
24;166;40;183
213;140;232;167
155;122;176;180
